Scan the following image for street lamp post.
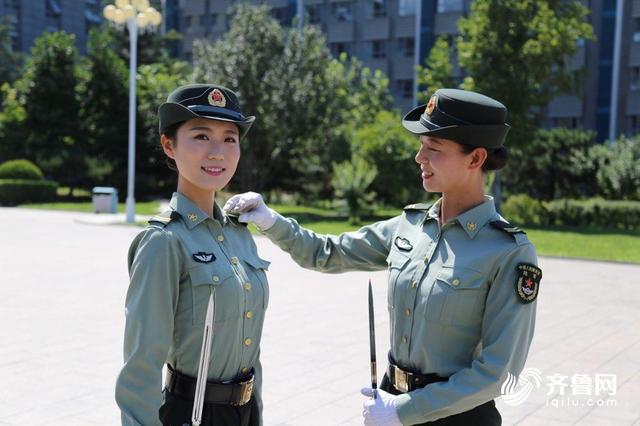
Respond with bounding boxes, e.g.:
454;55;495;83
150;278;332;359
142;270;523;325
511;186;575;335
103;0;162;223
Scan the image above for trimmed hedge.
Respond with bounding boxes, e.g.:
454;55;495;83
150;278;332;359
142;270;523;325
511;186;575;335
503;194;640;230
0;159;44;180
0;179;58;206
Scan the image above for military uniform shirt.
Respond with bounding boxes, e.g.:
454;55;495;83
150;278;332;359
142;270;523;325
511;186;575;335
260;196;538;425
115;192;270;426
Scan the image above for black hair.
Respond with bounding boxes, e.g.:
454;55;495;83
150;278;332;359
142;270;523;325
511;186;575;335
160;121;185;172
458;143;509;172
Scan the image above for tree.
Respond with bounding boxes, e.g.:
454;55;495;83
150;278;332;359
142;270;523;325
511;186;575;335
350;110;423;205
79;26;129;190
416;36;455;103
587;136;640;200
18;31;83;192
457;0;595;148
332;155;378;224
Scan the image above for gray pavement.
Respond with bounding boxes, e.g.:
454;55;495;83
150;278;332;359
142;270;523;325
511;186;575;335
1;207;639;425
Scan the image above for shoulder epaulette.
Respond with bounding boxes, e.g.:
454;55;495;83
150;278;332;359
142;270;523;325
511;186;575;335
148;210;180;228
225;213;247;227
403;203;432;211
490;220;526;235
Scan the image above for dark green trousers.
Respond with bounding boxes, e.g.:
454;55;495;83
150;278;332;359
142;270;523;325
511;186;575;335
159;389;259;426
380;373;502;426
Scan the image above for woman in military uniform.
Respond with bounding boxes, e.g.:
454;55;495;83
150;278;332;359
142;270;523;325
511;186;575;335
115;84;270;426
225;89;541;426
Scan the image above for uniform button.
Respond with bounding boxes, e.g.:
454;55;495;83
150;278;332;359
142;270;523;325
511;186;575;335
401;336;408;344
244;338;252;346
452;278;460;286
411;281;418;289
244;282;252;291
424;256;429;263
245;311;253;319
231;256;239;265
241;367;249;374
405;308;411;316
217;235;225;242
212;275;220;282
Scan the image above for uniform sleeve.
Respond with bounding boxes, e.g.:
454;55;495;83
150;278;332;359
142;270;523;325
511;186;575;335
394;243;539;425
115;228;183;426
260;212;401;273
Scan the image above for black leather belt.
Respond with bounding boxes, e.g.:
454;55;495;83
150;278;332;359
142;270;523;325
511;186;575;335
165;365;254;406
388;362;447;393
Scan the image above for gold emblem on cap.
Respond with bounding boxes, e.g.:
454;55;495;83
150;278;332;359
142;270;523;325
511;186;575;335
188;213;198;221
426;95;437;116
208;88;226;107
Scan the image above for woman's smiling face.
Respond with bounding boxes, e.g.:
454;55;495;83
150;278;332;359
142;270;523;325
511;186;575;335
161;118;241;194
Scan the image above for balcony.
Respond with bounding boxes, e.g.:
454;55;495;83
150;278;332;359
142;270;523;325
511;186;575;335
326;20;354;42
362;17;390;40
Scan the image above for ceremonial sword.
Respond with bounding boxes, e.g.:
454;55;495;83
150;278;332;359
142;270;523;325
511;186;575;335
368;279;378;399
192;292;215;426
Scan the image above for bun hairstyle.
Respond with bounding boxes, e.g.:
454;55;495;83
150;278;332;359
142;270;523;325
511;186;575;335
459;144;509;172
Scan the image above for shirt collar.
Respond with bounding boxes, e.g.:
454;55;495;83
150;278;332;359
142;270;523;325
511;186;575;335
168;192;227;229
454;195;497;239
423;196;497;239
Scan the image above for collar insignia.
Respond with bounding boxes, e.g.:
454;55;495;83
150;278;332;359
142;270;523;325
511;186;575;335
193;252;216;263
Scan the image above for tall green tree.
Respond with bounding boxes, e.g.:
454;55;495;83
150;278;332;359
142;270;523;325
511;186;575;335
18;32;83;190
416;36;455;104
79;26;129;190
0;17;21;85
456;0;594;148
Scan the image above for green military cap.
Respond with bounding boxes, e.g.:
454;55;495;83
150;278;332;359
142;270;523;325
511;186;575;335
402;88;510;149
158;84;255;137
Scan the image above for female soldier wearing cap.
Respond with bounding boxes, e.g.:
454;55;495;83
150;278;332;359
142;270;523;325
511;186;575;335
225;89;541;425
115;84;271;426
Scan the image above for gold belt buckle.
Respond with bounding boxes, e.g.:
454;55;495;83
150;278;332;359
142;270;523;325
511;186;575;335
393;365;409;393
237;376;254;406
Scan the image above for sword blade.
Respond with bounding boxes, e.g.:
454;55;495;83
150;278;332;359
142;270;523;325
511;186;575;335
368;280;377;395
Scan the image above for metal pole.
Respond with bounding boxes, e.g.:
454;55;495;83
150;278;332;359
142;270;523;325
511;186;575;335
413;0;422;107
125;19;138;223
297;0;303;33
609;0;623;145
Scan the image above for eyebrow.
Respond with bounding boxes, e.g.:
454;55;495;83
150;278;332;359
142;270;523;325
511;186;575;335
188;126;239;135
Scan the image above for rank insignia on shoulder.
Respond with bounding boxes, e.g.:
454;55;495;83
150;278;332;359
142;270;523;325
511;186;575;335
193;252;216;263
403;203;431;211
394;236;413;251
515;263;541;304
490;220;526;234
148;210;180;228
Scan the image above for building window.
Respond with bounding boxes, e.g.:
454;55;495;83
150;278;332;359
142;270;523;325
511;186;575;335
332;2;352;21
437;0;463;13
552;117;580;129
398;0;416;16
368;0;387;18
397;37;414;57
634;18;640;43
46;0;62;31
330;42;351;57
631;66;640;90
397;79;413;99
369;40;386;59
271;7;289;25
306;4;321;24
630;116;640;134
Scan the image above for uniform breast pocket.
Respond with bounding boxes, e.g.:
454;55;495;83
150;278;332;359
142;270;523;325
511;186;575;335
386;250;411;309
426;265;487;327
242;256;271;309
188;264;241;325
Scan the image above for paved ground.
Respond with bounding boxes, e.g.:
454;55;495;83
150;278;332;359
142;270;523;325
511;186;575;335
1;207;639;425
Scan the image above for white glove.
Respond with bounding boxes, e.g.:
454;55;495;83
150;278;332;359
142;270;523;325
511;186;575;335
223;192;277;231
361;387;403;426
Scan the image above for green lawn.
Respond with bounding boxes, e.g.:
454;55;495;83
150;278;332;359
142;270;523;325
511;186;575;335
17;200;640;263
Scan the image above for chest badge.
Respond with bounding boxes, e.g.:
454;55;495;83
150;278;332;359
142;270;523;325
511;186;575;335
193;252;216;263
515;263;542;303
394;236;413;252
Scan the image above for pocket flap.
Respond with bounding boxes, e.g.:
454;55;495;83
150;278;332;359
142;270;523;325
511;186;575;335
243;256;271;271
436;266;486;290
386;249;411;269
188;264;234;287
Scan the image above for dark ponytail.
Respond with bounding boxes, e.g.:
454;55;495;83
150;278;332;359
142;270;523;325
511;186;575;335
459;144;509;172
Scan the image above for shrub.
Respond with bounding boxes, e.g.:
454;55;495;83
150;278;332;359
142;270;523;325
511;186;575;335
0;179;58;206
502;194;547;225
0;159;44;180
545;198;640;230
